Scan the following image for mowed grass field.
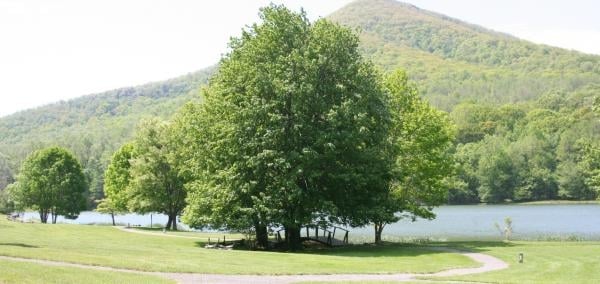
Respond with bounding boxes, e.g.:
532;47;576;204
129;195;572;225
0;259;173;284
2;218;600;284
298;241;600;284
0;218;475;275
426;241;600;284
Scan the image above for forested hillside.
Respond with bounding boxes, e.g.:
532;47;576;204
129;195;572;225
1;0;599;206
0;67;214;206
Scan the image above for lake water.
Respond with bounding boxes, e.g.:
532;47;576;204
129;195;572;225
349;204;600;241
21;204;600;241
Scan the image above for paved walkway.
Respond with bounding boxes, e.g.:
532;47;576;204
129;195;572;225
0;247;508;283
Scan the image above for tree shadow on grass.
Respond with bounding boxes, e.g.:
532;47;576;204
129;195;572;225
308;242;488;258
0;242;39;248
191;240;517;258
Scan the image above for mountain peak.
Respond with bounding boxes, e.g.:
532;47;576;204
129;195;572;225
329;0;599;73
331;0;512;40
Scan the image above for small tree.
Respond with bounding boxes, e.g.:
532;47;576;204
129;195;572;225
128;119;187;230
97;143;135;226
96;198;120;226
370;70;454;243
11;147;87;223
495;217;513;241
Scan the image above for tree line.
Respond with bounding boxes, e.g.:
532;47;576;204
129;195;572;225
447;87;600;203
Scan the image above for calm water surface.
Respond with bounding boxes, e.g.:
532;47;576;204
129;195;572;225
22;204;600;241
350;204;600;241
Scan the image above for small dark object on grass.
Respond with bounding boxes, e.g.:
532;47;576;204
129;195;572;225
519;253;524;263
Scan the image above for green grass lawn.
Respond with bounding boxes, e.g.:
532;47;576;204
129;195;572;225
422;241;600;284
0;218;475;274
0;259;172;284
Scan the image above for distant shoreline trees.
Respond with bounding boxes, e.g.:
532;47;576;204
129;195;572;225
447;90;600;204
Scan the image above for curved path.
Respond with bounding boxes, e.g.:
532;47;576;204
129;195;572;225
116;226;208;239
116;227;243;242
0;247;508;284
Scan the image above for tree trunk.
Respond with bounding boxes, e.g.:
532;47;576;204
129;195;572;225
166;213;177;231
284;224;302;251
51;208;58;224
171;214;177;231
111;213;115;226
39;210;48;224
165;215;172;230
254;221;269;249
374;222;385;244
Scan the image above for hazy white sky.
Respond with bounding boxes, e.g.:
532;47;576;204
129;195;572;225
1;0;599;117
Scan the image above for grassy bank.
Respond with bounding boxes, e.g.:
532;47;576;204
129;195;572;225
0;218;475;275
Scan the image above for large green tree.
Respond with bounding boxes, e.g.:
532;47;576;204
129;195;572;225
179;4;390;249
369;70;454;243
128;119;187;230
10;147;87;223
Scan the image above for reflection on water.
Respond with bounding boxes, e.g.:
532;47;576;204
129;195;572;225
21;204;600;241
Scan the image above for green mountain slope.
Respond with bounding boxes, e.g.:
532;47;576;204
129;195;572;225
1;0;599;205
329;0;600;108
